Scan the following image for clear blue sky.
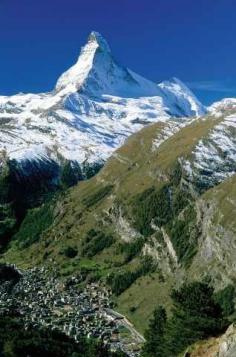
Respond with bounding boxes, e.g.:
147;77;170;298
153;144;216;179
0;0;236;104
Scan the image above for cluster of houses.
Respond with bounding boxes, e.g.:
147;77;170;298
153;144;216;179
0;265;142;356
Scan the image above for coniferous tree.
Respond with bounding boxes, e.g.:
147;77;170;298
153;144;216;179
165;282;226;355
142;282;228;357
142;306;167;357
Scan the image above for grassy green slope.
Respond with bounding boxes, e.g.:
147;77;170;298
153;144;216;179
4;116;220;265
3;114;235;333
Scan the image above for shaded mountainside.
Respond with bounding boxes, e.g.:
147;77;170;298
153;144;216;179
0;155;102;252
2;108;236;339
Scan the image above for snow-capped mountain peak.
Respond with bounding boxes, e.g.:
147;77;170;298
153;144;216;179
55;30;135;97
55;31;110;93
56;31;162;98
208;97;236;115
158;77;206;117
0;31;207;176
88;31;112;53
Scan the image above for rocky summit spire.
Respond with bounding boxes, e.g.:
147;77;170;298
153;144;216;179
55;31;162;97
87;31;111;53
55;31;112;93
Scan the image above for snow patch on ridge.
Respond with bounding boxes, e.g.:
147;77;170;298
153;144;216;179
159;77;206;117
208;98;236;116
183;114;236;188
152;119;191;151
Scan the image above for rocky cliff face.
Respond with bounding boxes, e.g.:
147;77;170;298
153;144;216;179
188;176;236;288
186;324;236;357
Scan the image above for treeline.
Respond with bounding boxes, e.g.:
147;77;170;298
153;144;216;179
82;229;114;257
107;257;155;295
142;282;234;356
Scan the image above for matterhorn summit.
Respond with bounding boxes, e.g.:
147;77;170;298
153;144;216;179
56;31;164;98
55;31;115;94
0;31;206;177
